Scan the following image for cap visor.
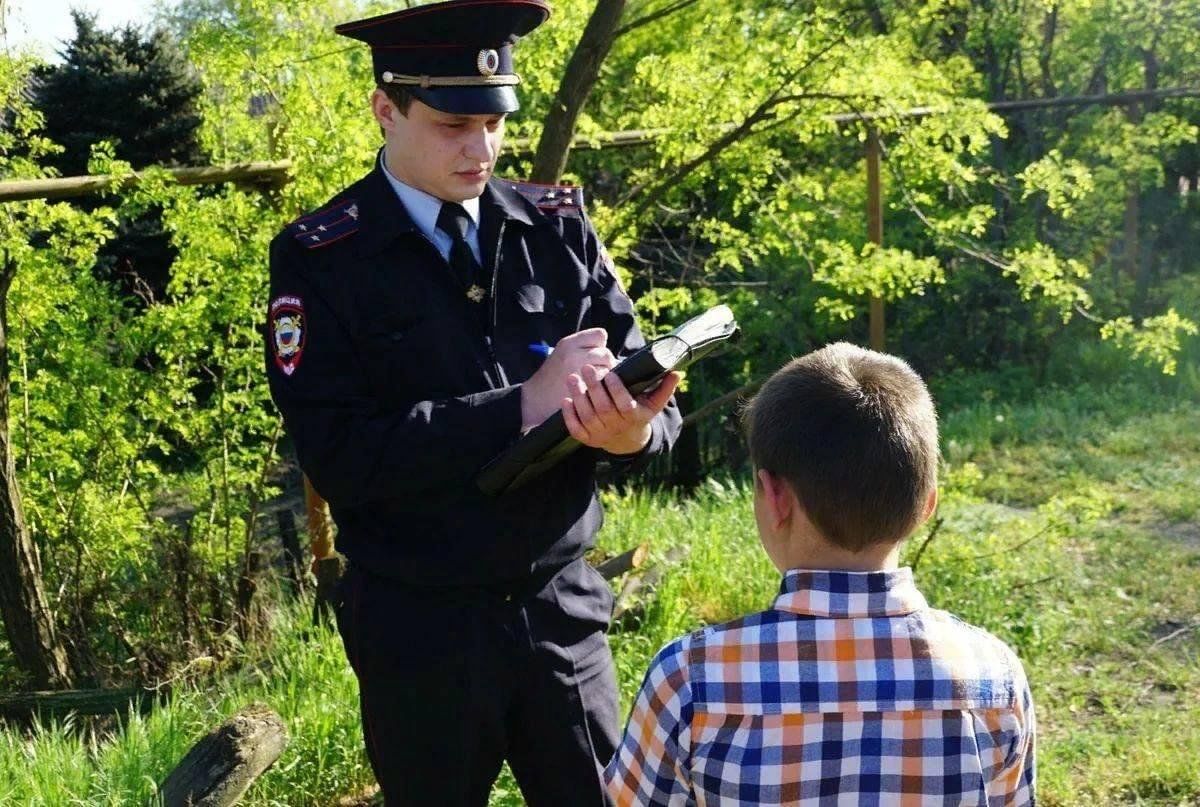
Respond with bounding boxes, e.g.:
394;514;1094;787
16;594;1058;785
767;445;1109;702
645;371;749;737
410;85;519;115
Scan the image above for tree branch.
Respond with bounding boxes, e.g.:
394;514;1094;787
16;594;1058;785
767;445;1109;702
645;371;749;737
613;0;699;39
620;34;850;222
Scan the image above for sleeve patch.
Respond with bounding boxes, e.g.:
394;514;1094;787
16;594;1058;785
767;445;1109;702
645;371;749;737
270;295;306;376
507;180;585;216
288;200;360;249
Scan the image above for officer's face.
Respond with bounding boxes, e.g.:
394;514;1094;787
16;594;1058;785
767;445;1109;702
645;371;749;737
375;92;505;202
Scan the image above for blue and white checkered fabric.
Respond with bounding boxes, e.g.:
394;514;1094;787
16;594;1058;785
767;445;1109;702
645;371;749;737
605;568;1036;805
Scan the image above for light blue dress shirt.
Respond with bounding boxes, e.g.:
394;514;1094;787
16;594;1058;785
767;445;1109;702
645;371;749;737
379;153;482;265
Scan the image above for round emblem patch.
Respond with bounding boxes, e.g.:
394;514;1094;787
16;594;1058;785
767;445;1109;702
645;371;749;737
477;49;500;77
270;295;306;376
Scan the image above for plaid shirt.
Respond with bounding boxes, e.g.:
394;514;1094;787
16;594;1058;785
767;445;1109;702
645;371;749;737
605;568;1035;806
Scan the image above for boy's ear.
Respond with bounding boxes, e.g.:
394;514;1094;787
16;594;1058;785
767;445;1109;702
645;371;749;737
756;468;794;530
921;487;938;522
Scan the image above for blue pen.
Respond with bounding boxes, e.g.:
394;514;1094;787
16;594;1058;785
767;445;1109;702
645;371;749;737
528;342;553;357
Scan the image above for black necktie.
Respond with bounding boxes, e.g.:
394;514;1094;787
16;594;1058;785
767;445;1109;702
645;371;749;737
436;202;484;303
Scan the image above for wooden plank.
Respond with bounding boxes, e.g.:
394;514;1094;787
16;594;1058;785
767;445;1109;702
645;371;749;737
0;161;292;203
0;687;155;721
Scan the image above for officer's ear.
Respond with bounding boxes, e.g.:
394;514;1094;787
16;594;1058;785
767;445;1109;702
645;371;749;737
372;88;399;136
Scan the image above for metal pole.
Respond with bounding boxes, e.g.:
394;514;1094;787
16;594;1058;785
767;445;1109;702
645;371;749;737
867;127;885;351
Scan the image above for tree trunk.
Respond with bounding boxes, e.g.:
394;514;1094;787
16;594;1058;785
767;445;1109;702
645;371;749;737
1129;44;1160;308
1122;185;1140;280
530;0;628;184
0;258;73;689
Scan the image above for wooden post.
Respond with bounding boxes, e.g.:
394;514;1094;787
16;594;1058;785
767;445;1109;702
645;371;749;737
594;543;649;580
611;546;691;629
157;704;288;807
275;510;306;597
304;476;342;626
866;128;885;351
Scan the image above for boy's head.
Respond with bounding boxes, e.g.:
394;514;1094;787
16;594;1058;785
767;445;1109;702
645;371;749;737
745;343;939;566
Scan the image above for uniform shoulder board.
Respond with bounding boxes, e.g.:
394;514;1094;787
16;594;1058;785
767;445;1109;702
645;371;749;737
287;199;361;249
507;180;585;217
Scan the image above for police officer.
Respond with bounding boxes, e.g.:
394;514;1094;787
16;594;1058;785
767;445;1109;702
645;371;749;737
264;0;681;803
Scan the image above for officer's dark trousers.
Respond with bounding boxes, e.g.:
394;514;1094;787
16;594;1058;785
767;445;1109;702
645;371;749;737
335;558;619;806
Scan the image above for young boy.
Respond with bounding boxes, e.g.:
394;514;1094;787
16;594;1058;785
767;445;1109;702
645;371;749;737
604;343;1035;805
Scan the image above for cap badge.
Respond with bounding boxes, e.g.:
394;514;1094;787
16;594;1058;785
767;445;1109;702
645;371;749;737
477;49;500;77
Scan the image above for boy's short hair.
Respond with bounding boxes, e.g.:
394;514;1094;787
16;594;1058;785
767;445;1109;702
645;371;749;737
378;83;414;115
745;342;939;552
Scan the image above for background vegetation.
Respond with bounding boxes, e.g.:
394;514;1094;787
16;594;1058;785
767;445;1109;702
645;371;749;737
0;0;1197;802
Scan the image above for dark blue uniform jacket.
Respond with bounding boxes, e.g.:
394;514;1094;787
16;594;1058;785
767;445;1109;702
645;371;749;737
266;164;681;587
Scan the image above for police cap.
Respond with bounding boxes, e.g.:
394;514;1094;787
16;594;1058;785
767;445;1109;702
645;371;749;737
335;0;551;115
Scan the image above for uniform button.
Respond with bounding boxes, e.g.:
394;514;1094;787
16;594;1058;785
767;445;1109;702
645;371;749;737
553;299;565;312
504;593;513;603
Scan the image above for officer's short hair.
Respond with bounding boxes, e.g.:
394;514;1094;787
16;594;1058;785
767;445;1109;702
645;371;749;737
378;83;414;116
745;343;939;552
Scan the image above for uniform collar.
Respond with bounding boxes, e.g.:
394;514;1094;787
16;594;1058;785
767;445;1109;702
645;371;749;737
350;158;423;258
379;151;481;237
772;567;928;618
354;158;539;257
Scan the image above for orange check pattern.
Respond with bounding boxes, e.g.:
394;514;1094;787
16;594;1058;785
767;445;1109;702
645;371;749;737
604;568;1035;805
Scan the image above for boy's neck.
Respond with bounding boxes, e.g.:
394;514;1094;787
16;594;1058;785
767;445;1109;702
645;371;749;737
776;532;902;574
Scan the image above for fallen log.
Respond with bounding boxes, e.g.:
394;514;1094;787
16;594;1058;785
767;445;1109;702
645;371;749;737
156;703;288;807
0;687;156;722
611;546;690;629
595;543;649;581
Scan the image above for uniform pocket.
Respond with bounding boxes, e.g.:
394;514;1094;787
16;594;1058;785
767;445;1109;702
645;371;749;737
515;282;546;313
547;558;615;632
361;317;447;400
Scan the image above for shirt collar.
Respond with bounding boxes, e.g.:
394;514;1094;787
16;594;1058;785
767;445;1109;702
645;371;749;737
773;568;928;618
378;151;480;237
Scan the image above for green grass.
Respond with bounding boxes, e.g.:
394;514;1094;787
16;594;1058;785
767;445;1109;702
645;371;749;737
2;379;1198;805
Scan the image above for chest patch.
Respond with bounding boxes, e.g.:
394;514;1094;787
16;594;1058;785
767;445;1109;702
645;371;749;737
270;295;306;376
288;199;360;249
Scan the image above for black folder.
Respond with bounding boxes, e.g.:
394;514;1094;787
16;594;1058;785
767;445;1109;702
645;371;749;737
477;304;739;495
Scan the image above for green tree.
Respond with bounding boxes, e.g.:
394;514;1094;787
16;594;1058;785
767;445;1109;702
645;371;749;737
34;11;208;305
34;11;204;176
0;55;119;689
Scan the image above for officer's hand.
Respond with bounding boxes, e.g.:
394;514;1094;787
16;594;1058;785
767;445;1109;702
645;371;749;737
520;328;616;430
562;365;680;456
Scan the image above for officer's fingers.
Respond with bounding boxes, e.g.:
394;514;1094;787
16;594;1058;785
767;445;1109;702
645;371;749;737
562;398;593;444
559;327;608;350
566;372;593;410
601;372;638;416
638;371;681;416
571;378;601;427
581;347;616;370
564;371;586;399
583;365;619;420
580;363;604;391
